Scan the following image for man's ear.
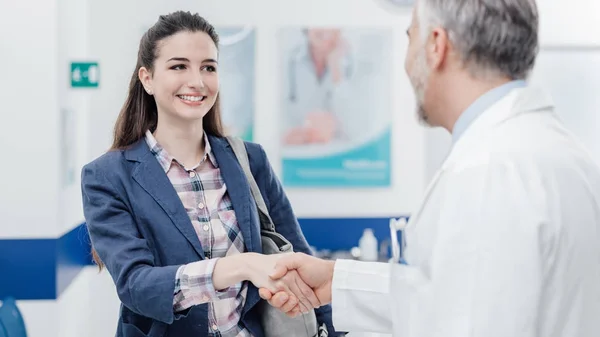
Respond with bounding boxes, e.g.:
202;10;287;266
427;27;450;71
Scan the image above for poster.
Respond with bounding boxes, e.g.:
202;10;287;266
279;27;393;187
217;26;256;141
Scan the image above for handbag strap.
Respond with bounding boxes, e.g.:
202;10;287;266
226;136;276;233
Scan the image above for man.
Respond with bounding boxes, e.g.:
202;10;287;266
260;0;600;336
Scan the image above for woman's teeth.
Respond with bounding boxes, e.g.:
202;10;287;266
178;95;205;102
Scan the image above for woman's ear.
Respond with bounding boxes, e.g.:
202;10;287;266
138;66;154;95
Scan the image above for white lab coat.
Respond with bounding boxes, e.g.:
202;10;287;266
331;86;600;337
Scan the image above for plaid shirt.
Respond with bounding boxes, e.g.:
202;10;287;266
145;131;251;337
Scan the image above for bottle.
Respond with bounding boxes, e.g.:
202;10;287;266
358;228;378;262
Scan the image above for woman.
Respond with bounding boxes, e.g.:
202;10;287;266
81;11;338;337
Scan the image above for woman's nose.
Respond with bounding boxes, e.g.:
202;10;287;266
188;71;205;88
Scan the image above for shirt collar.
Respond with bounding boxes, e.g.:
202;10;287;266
452;80;527;143
144;130;218;172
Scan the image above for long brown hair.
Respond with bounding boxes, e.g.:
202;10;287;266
92;11;224;270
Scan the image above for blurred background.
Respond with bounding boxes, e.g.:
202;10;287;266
0;0;599;336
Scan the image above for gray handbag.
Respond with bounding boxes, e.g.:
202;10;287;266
226;136;322;337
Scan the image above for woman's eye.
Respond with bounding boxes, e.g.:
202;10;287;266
170;64;186;70
202;65;217;72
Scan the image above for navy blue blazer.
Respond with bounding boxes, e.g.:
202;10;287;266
81;135;337;337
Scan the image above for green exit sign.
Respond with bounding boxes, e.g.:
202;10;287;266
71;62;99;88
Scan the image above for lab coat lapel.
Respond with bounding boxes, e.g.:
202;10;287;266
125;140;206;259
406;167;445;229
407;86;554;229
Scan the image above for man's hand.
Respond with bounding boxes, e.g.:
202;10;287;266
258;253;335;316
243;253;320;313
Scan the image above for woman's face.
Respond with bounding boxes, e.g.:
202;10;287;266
139;30;220;124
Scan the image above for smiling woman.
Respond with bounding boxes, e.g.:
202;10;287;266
110;15;223;154
138;31;219;133
80;10;339;337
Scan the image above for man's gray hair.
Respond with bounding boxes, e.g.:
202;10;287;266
417;0;539;80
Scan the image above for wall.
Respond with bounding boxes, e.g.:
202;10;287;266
0;2;60;239
1;0;599;337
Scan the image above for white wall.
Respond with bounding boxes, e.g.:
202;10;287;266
538;0;600;47
0;1;61;238
0;0;89;239
58;268;121;337
57;0;91;236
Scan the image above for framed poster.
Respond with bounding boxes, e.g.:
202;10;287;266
279;27;393;187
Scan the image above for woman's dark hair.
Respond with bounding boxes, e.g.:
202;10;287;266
92;11;223;270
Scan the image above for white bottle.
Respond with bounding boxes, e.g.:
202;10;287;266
359;228;378;262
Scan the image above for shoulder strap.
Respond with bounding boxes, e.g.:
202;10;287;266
226;136;276;232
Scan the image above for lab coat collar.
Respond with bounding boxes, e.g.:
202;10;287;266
452;80;527;143
407;85;555;229
445;85;554;168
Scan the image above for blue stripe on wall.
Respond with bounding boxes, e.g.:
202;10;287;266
0;238;56;300
0;226;94;301
0;216;407;300
56;225;96;296
298;217;408;252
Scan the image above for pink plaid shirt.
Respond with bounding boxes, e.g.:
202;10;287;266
145;131;252;337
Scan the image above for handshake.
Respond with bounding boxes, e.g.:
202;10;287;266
253;252;336;317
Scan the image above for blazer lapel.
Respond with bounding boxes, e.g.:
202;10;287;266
209;135;260;254
125;140;205;259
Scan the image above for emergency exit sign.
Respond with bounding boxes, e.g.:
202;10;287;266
70;62;99;88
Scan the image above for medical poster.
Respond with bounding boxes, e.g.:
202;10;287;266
216;26;256;141
278;27;393;187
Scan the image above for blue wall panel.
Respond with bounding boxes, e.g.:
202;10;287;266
0;216;408;300
0;238;57;300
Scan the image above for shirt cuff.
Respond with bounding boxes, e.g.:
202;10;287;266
173;258;241;311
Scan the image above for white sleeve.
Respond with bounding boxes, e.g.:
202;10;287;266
332;260;393;333
331;161;546;337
